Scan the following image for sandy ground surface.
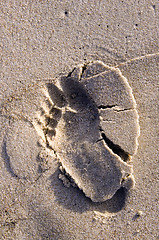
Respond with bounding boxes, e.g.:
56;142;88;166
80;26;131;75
0;0;159;239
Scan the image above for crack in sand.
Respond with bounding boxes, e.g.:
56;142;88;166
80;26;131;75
99;130;130;163
98;105;133;112
98;105;116;109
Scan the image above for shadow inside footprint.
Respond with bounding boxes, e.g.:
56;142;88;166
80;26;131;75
92;187;128;213
49;169;127;214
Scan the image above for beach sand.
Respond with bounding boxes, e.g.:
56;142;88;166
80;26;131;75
0;1;158;239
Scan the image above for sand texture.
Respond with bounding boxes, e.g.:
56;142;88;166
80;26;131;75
0;0;159;239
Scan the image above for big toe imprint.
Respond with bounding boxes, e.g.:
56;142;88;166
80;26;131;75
35;61;140;202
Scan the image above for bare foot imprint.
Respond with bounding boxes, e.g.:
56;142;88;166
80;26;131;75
34;61;140;202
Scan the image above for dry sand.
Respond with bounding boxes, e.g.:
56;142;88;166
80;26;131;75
0;0;159;239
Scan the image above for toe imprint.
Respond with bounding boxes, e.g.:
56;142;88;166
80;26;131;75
33;61;140;202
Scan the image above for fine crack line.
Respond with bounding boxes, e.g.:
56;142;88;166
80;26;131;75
101;119;113;122
112;108;133;112
98;105;133;112
116;52;159;68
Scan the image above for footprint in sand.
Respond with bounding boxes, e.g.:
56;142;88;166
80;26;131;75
33;61;140;202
